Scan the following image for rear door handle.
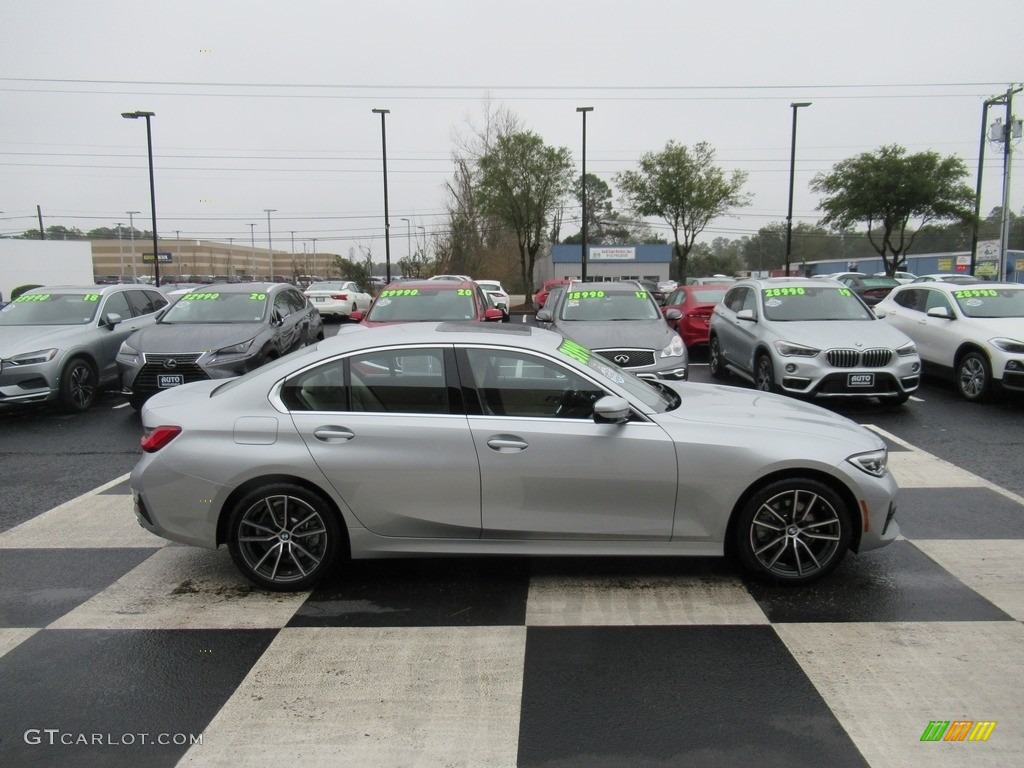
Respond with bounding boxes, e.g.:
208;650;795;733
487;437;528;452
313;426;355;442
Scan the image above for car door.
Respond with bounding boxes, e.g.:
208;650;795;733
458;346;677;540
716;286;759;375
271;289;304;352
95;290;152;382
284;345;482;538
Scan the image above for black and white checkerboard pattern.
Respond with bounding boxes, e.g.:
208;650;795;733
1;426;1021;767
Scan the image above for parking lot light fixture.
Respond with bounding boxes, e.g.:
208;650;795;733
786;102;811;278
122;111;161;287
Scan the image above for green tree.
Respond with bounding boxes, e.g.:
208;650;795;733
616;140;749;283
476;131;574;300
811;145;976;276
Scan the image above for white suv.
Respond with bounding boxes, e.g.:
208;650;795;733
709;277;920;404
875;282;1024;402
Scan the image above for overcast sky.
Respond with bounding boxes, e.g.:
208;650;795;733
1;0;1021;260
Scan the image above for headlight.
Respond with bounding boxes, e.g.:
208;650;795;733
216;339;255;356
896;342;918;357
772;340;820;357
660;334;686;358
848;448;888;478
990;337;1024;354
7;348;58;366
117;341;140;365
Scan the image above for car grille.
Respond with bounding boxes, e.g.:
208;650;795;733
134;353;209;390
826;348;892;368
594;348;656;368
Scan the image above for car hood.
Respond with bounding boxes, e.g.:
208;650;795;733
768;319;911;349
660;381;884;453
555;319;678;349
128;322;266;352
0;324;97;355
963;316;1024;339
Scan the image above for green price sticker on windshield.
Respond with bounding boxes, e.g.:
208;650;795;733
380;289;420;297
763;287;806;298
15;294;51;302
457;289;473;296
83;294;100;302
249;293;267;301
187;292;221;301
567;290;605;301
954;289;998;299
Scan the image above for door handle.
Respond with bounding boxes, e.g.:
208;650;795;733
313;426;355;442
486;437;528;452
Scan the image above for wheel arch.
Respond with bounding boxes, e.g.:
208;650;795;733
216;473;350;552
953;341;990;369
724;467;864;558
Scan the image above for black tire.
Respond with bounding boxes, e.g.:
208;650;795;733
58;357;98;413
734;478;851;585
227;483;343;591
708;335;728;380
754;353;777;394
956;350;991;403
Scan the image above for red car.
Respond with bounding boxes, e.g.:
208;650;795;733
350;279;506;326
532;279;571;309
661;283;731;349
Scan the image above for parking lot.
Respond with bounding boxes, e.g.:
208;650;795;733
1;323;1022;767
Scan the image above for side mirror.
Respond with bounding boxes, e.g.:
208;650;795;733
536;309;553;323
483;308;505;322
926;306;953;320
873;307;887;318
349;309;365;322
737;308;756;322
593;395;630;424
664;308;682;321
103;312;123;328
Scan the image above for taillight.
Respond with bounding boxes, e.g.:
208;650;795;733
331;293;349;300
141;425;182;453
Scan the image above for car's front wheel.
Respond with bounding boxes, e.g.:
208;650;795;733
58;357;98;413
734;479;851;585
227;483;343;591
754;354;777;393
956;350;991;403
708;335;728;380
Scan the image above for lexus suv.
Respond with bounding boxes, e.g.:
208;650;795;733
708;277;920;404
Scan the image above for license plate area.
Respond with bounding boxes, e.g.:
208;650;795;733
157;374;184;388
848;373;874;388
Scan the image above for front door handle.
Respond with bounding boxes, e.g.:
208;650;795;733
313;426;355;442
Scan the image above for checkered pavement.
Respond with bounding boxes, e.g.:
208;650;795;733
1;426;1021;768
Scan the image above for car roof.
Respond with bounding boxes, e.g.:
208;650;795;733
320;319;552;351
25;284;151;294
897;280;1021;292
183;282;290;294
381;279;475;291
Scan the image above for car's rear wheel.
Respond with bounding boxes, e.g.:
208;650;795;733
956;350;991;403
735;479;851;585
58;357;98;413
754;354;777;393
708;335;728;379
227;483;343;591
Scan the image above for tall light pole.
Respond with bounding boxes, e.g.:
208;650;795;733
577;107;594;282
400;217;411;265
417;225;426;259
115;223;125;278
248;223;257;278
126;210;140;280
121;111;161;287
264;209;276;279
785;102;811;278
372;108;392;282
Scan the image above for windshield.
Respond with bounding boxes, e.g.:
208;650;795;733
951;287;1024;318
559;288;661;321
556;338;675;412
161;290;269;323
761;286;873;321
367;287;476;322
0;292;101;325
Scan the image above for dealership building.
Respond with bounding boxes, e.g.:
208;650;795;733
537;244;672;284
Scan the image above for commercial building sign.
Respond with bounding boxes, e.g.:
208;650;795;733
589;247;636;262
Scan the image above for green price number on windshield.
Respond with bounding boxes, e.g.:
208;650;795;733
568;290;605;300
763;287;806;298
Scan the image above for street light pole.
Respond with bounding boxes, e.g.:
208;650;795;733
400;217;411;266
417;225;426;259
785;102;811;278
264;209;276;279
577;107;594;282
115;223;124;278
372;108;392;282
248;223;257;278
126;210;140;280
121;111;161;286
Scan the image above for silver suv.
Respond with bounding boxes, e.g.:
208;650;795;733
0;284;168;412
708;277;920;403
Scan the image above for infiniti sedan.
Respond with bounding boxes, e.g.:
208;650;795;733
117;282;323;409
130;321;899;591
536;281;688;381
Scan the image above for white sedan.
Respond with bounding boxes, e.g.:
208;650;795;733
476;279;511;310
303;281;372;321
